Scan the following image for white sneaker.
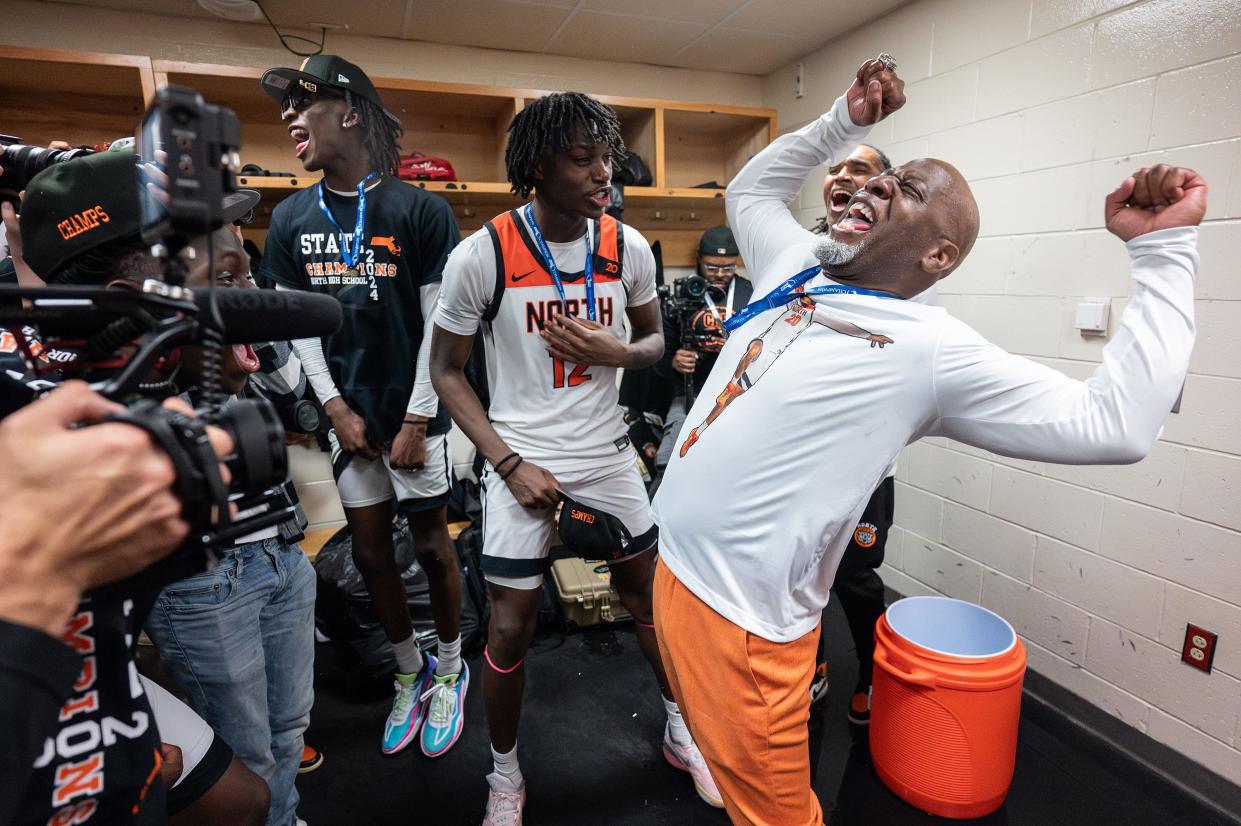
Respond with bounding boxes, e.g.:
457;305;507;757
482;772;526;825
662;725;724;808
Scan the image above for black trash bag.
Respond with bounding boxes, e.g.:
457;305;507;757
455;523;489;650
447;476;482;525
313;516;482;679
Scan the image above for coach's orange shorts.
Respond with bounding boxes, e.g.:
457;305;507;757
653;558;822;826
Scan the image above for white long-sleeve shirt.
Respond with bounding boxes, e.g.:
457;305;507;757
650;95;1198;643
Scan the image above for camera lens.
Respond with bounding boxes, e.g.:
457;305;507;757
684;275;709;299
219;398;287;496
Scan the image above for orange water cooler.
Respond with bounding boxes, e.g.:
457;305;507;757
870;596;1026;819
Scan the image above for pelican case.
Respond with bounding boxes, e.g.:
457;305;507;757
550;557;632;626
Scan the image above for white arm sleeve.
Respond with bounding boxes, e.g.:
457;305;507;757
725;94;871;293
407;281;441;417
275;283;341;406
931;227;1198;464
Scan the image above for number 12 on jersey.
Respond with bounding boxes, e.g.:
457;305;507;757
550;354;592;388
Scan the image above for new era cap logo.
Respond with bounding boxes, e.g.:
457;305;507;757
337;74;350;83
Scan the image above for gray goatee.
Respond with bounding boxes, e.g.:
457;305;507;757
813;235;864;268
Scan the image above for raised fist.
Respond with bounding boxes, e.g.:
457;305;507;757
1105;164;1207;242
846;57;906;127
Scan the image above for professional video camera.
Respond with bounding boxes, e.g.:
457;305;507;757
656;273;725;406
0;86;341;551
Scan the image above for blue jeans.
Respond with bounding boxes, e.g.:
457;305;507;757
146;536;316;826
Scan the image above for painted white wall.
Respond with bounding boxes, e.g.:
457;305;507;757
763;0;1241;786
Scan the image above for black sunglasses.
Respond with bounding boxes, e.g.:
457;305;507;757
280;86;345;113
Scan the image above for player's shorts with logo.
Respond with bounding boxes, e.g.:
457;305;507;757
479;450;658;589
330;430;452;512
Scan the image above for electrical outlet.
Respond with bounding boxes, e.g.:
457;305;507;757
1181;624;1217;674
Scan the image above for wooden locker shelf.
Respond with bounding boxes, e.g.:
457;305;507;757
2;48;775;267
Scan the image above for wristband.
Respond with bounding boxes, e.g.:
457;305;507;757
403;419;428;427
493;452;519;473
499;456;524;481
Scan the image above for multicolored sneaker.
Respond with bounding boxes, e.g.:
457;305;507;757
482;772;526;825
381;653;437;755
848;685;872;726
662;726;724;808
420;662;469;757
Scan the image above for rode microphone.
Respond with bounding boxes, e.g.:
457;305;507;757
0;283;342;399
191;288;342;342
0;283;341;343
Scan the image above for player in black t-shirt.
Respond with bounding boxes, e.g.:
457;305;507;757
258;56;468;758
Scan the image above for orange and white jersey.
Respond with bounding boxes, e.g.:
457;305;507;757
436;208;656;470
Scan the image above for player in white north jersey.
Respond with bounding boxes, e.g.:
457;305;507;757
431;92;721;825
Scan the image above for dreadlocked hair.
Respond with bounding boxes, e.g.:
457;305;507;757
48;233;154;285
504;92;625;199
347;91;403;177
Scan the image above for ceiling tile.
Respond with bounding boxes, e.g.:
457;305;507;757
578;0;748;25
545;11;710;65
262;0;408;31
672;26;808;76
725;0;907;40
400;0;571;51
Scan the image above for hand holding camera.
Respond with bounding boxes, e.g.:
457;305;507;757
0;382;233;635
672;348;698;374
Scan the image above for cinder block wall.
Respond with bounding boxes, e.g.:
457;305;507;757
764;0;1241;785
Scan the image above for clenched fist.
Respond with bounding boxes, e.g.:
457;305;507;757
846;57;906;127
1105;164;1207;242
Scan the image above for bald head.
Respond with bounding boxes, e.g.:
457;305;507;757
918;158;978;275
820;157;980;297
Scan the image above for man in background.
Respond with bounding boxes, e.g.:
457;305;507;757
652;226;751;479
811;144;891;235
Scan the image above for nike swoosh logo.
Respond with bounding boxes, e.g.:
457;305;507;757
511;271;535;282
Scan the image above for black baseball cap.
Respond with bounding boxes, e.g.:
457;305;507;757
555;493;634;561
20;151;259;280
698;225;738;257
261;55;400;126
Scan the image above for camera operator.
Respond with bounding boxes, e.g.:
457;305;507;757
651;226;751;476
2;149;300;826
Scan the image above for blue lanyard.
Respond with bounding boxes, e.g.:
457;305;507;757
317;173;379;269
723;265;903;332
524;203;596;322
